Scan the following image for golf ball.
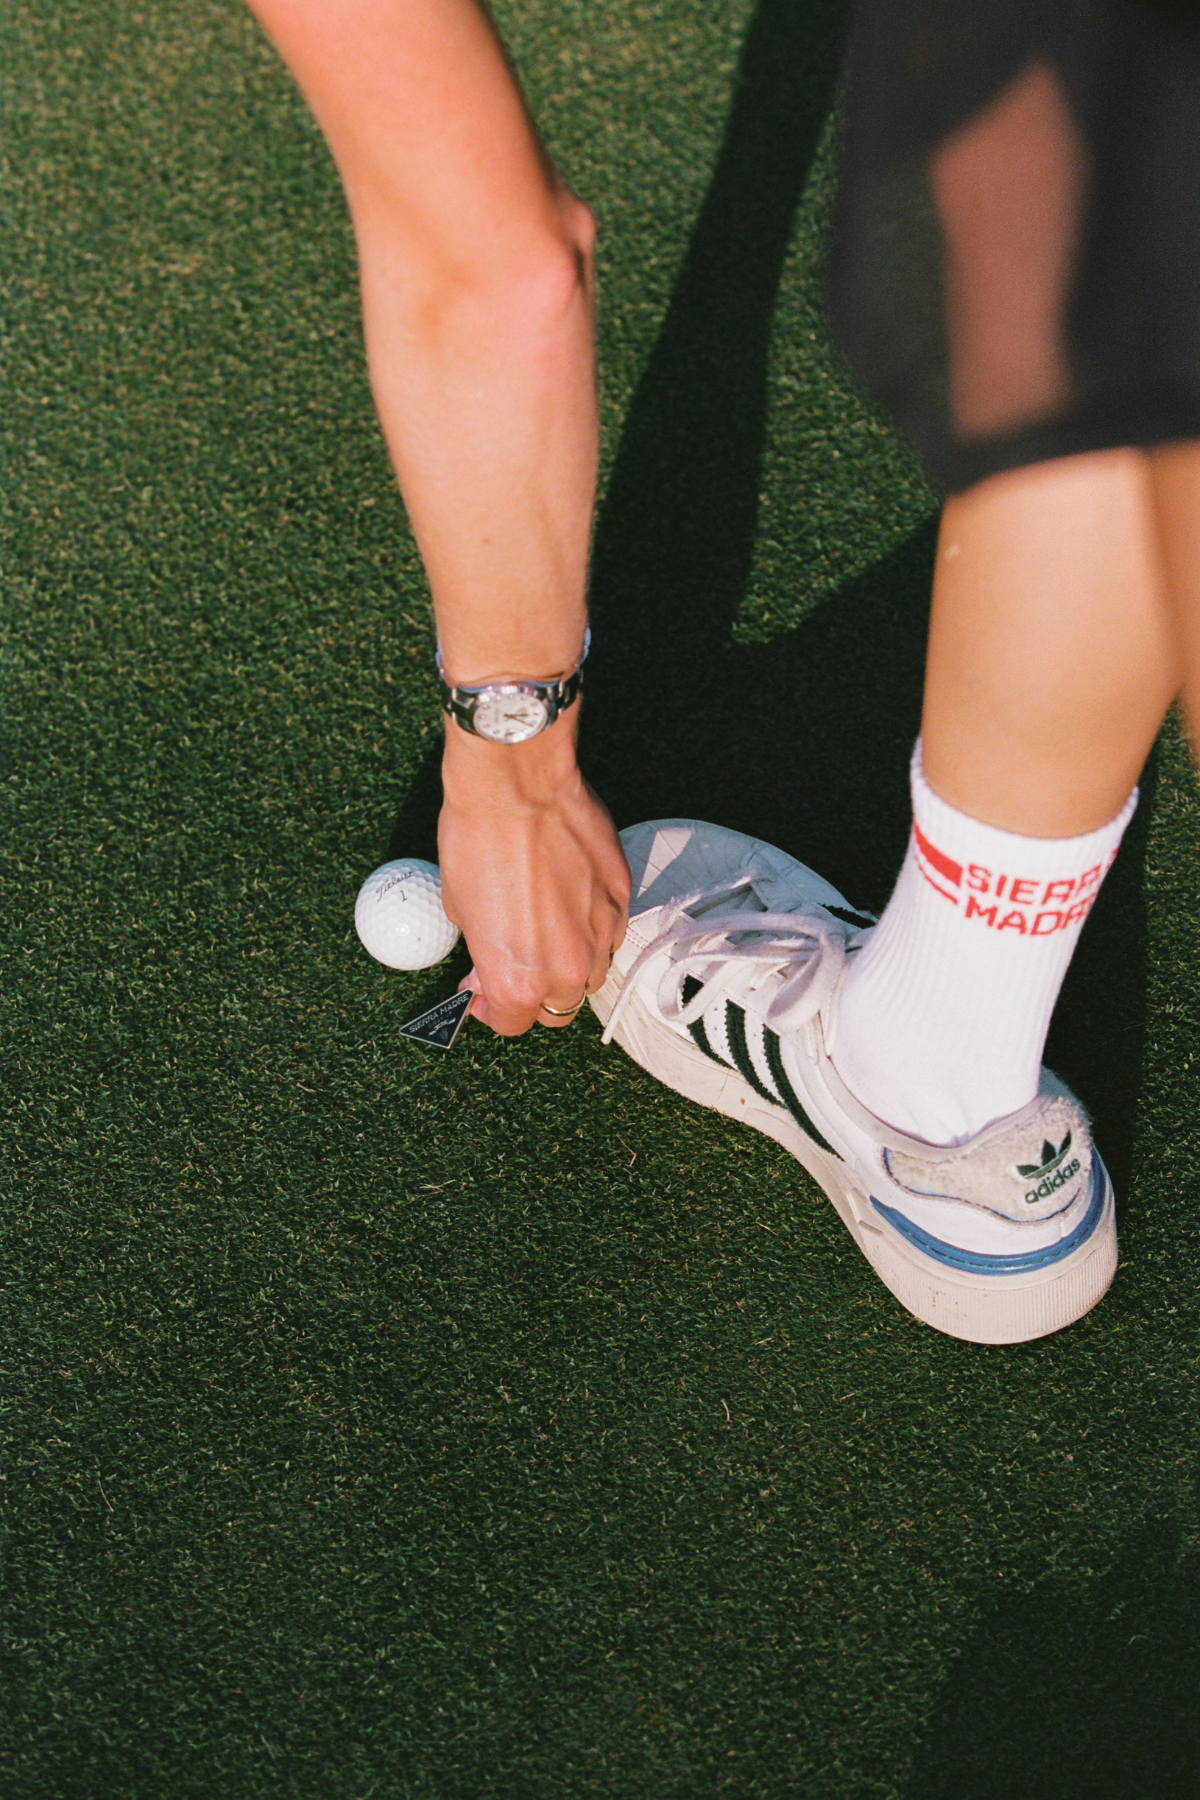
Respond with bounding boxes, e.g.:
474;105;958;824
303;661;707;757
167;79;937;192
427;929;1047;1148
354;859;460;970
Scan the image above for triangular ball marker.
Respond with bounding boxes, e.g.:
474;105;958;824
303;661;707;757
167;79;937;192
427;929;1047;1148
398;987;473;1051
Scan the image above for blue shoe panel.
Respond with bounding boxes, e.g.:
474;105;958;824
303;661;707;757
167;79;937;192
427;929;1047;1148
870;1157;1106;1276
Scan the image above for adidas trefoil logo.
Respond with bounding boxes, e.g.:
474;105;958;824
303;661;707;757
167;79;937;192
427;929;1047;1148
1018;1133;1072;1179
1018;1133;1081;1205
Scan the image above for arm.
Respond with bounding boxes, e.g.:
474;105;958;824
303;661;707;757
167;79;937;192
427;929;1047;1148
245;0;629;1030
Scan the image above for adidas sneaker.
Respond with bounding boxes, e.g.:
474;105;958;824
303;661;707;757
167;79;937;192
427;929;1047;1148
591;819;1117;1345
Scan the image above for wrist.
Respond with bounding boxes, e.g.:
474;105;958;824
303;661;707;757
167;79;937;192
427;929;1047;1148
435;626;590;745
440;704;582;809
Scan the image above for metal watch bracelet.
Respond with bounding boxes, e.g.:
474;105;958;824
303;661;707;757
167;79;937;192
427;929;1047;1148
435;628;590;745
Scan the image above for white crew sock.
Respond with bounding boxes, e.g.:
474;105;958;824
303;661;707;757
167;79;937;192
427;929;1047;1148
831;742;1137;1146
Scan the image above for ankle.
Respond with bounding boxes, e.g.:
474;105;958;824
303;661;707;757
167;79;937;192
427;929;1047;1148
830;741;1136;1145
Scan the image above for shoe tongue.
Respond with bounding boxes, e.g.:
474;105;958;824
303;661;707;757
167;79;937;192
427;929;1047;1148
689;883;763;920
886;1094;1091;1223
745;871;804;913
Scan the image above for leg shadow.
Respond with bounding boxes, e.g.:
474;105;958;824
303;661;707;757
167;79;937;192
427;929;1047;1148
902;1510;1200;1800
584;0;850;825
584;0;929;908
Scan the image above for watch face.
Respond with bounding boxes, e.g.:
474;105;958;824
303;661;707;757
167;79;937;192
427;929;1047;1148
472;685;550;744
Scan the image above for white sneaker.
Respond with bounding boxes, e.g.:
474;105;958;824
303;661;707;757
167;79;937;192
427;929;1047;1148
591;819;1117;1345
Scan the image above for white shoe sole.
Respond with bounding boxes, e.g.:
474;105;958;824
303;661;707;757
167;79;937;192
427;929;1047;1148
591;971;1117;1345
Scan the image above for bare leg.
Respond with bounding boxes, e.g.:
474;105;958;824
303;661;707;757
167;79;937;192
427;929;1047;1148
928;58;1086;442
835;447;1186;1143
922;448;1182;836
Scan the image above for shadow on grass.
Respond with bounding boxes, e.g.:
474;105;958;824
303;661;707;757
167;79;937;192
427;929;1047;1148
391;0;1153;1194
901;1511;1200;1799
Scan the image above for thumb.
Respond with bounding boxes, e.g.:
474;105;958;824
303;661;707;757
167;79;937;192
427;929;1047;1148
458;970;496;1032
457;969;537;1036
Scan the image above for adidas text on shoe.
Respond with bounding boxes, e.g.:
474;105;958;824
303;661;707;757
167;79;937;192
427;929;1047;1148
590;820;1117;1346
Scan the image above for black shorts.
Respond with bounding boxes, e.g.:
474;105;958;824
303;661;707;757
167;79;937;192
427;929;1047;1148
826;1;1200;490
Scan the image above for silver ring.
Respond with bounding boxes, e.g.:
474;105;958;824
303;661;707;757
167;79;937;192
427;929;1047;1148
540;988;587;1017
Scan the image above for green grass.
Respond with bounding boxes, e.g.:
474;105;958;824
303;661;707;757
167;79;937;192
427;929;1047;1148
4;3;1199;1795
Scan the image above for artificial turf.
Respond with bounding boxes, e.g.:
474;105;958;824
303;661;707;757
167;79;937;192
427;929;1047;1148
3;1;1199;1794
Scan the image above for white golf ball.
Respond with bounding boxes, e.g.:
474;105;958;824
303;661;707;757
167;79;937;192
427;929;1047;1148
354;858;460;970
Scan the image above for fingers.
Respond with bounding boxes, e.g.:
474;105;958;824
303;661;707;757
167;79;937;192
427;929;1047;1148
458;918;616;1037
537;982;590;1026
585;935;616;999
458;962;589;1034
458;969;544;1037
463;967;590;1034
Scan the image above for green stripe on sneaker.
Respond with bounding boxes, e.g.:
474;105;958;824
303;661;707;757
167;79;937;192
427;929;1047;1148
725;1005;782;1106
687;1016;728;1066
763;1031;839;1157
681;975;729;1067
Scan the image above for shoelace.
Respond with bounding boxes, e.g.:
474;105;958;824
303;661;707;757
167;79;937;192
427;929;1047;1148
601;871;868;1047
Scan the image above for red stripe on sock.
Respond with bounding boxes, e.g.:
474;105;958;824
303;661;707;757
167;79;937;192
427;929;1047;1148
916;861;961;906
913;821;962;888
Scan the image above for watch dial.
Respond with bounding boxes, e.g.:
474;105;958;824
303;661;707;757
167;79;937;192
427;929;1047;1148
473;687;550;744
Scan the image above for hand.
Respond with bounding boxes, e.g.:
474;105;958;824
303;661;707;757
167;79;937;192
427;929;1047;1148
438;711;630;1035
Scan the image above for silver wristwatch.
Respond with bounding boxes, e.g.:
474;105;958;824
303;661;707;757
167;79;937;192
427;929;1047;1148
435;629;590;744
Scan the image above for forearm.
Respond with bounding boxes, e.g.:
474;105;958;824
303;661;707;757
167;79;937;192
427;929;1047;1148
359;193;596;683
246;0;597;681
